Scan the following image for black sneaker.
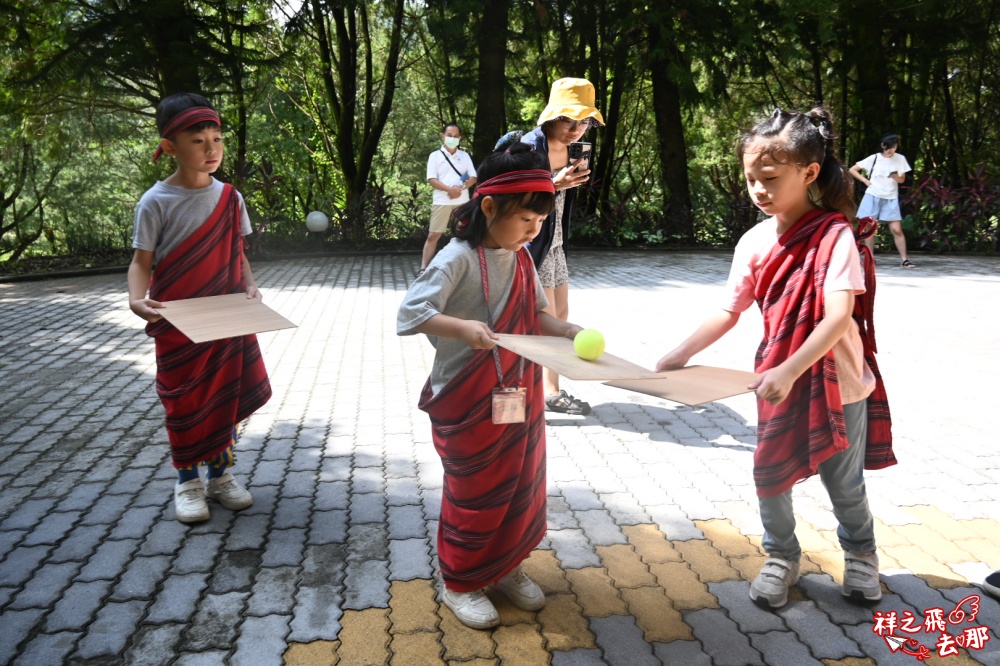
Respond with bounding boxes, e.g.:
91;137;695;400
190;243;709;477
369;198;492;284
984;570;1000;599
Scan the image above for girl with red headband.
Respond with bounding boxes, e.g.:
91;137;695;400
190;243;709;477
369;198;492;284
398;141;590;629
128;92;271;524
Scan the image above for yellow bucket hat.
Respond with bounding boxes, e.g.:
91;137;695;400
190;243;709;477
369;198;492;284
536;77;605;127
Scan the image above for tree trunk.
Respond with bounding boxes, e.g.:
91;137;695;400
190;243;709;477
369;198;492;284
471;0;510;164
218;0;249;189
648;24;692;239
850;12;892;146
0;143;31;237
353;0;404;208
146;0;202;95
595;30;629;231
938;59;963;183
839;33;850;164
310;0;405;240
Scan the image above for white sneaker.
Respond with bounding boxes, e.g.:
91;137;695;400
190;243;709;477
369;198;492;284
205;472;253;510
441;587;500;629
174;479;210;523
842;551;882;602
494;565;546;611
749;556;800;609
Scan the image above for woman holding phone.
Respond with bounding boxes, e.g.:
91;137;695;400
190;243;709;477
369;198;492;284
849;133;915;268
521;77;603;415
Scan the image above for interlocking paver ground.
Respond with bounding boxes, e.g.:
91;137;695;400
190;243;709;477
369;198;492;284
1;251;999;665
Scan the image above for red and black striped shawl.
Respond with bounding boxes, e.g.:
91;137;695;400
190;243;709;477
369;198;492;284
752;209;895;498
418;248;547;591
146;184;271;468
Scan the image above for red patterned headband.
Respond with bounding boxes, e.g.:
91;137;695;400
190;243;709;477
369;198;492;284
474;169;555;196
152;107;221;163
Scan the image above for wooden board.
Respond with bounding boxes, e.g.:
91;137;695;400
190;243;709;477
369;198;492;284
157;293;297;344
604;365;758;406
494;334;660;381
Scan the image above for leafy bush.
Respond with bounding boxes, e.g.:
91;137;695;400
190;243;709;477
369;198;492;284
572;194;673;247
903;167;1000;253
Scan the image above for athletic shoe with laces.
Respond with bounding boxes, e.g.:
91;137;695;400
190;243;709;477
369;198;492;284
441;587;500;629
205;472;254;510
749;556;800;609
174;478;210;523
842;551;882;602
494;565;546;611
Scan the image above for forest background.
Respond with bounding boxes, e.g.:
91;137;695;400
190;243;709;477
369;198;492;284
1;0;999;275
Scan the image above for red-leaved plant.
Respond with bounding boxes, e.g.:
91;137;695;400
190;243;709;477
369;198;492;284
902;166;1000;253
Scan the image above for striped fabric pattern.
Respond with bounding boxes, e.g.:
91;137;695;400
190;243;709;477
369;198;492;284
752;209;895;498
418;249;548;592
146;184;271;468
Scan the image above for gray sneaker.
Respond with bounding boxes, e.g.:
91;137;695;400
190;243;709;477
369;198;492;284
749;556;800;609
842;551;881;602
205;472;253;510
174;478;210;523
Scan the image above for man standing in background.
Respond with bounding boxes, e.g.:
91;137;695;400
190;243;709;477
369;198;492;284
419;123;477;277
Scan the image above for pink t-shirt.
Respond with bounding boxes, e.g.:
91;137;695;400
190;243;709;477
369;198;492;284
722;218;875;404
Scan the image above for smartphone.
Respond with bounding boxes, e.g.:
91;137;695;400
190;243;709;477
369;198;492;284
568;141;592;172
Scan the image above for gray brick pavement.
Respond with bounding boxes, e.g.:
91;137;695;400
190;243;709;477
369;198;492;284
1;252;999;665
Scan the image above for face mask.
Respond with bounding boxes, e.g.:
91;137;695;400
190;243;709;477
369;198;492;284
443;137;461;149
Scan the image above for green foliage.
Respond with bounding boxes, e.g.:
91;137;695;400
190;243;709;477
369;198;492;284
2;0;1000;268
903;168;1000;253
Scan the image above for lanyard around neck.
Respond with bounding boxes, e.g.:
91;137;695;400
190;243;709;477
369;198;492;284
477;245;526;388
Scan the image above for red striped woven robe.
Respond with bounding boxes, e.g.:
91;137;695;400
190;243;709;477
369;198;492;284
418;249;547;591
145;184;271;468
752;209;895;498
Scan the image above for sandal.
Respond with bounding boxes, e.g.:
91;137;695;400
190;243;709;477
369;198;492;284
545;390;591;415
901;259;917;268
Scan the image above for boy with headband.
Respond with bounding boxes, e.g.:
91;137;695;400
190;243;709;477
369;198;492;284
128;92;271;523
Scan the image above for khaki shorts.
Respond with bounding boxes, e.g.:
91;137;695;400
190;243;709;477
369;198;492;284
429;205;456;234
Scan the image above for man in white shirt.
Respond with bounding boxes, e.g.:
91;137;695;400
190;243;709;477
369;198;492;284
849;134;916;268
419;123;477;276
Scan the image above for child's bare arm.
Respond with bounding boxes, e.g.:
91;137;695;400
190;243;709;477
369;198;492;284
416;314;498;350
539;312;583;340
750;290;854;405
242;255;261;300
655;309;741;371
127;249;163;322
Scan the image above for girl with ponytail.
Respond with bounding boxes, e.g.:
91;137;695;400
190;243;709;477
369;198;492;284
397;140;591;629
655;106;896;610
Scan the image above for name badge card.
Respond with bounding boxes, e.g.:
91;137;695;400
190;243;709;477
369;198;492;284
492;387;527;424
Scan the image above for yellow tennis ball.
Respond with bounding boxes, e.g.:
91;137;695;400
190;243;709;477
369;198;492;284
574;329;606;361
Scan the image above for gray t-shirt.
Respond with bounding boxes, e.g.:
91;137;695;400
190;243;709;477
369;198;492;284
397;238;549;395
133;178;252;264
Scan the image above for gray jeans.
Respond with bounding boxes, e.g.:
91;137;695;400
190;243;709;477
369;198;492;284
758;399;875;561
